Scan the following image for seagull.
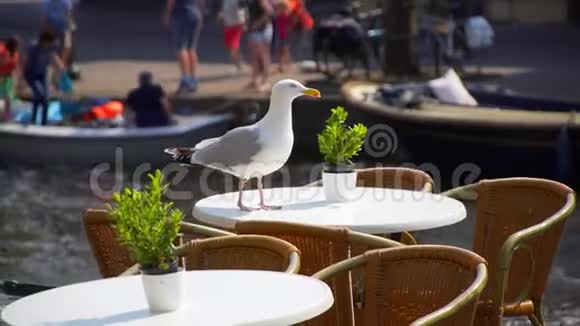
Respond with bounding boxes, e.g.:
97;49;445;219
165;79;321;211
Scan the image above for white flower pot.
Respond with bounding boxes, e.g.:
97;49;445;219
141;269;184;312
322;170;357;202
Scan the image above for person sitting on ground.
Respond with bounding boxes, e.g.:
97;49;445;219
219;0;247;73
0;36;20;121
273;0;292;73
23;31;65;126
126;72;172;128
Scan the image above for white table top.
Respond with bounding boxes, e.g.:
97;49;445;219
193;187;466;234
1;270;334;326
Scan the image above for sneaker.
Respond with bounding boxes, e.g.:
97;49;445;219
187;77;199;93
176;77;189;94
176;76;198;94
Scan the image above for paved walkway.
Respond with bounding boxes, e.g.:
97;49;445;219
2;1;580;101
0;1;328;100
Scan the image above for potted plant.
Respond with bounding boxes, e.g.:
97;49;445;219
108;170;184;312
318;106;368;202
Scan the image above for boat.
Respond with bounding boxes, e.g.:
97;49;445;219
0;113;234;167
341;81;580;184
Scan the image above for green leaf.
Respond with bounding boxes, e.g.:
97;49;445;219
317;106;368;165
108;169;184;269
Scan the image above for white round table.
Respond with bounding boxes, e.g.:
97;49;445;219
193;187;466;234
1;270;334;326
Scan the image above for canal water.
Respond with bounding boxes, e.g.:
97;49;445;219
1;162;579;325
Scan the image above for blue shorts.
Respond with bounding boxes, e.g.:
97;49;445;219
172;12;202;50
248;24;273;44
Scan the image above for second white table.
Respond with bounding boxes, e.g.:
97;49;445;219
1;270;334;326
193;187;466;234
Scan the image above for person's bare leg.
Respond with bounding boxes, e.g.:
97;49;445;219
279;46;291;73
247;40;261;88
178;49;190;78
61;48;71;70
230;48;242;70
276;47;284;73
188;49;198;77
238;178;258;211
258;177;281;210
2;96;10;121
284;46;292;70
259;41;271;86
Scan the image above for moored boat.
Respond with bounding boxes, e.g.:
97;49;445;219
342;81;580;184
0;113;234;167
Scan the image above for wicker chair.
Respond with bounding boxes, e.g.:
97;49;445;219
121;235;301;276
442;178;576;325
82;208;234;278
313;245;488;326
177;235;300;273
306;167;434;245
235;220;403;326
305;167;433;191
355;167;434;192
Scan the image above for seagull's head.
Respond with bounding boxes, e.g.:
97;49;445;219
271;79;321;101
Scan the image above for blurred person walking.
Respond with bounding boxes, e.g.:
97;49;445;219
246;0;273;92
0;36;20;121
164;0;205;94
23;31;65;125
273;0;292;73
289;0;313;61
219;0;247;73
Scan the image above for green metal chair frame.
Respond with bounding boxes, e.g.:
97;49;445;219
441;178;576;325
313;245;488;326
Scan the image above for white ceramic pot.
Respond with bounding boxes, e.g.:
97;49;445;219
322;170;357;202
141;269;184;312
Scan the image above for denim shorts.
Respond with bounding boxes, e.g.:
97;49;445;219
172;12;202;50
248;24;273;44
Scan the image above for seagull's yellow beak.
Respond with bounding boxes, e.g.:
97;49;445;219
303;88;321;98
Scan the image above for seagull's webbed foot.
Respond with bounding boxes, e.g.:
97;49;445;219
238;203;260;212
260;204;282;210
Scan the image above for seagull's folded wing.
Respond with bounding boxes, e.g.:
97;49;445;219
194;137;221;150
191;126;262;174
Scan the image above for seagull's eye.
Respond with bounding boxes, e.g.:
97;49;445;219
290;84;298;88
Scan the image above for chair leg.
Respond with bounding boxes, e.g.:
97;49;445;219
529;300;544;326
529;314;541;326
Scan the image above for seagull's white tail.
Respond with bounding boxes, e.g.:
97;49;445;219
164;148;194;165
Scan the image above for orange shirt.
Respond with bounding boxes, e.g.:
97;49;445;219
288;0;313;31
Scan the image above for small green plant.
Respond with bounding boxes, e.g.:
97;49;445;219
318;106;368;166
108;170;183;272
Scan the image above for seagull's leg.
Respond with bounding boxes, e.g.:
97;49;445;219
238;178;258;211
258;177;282;210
